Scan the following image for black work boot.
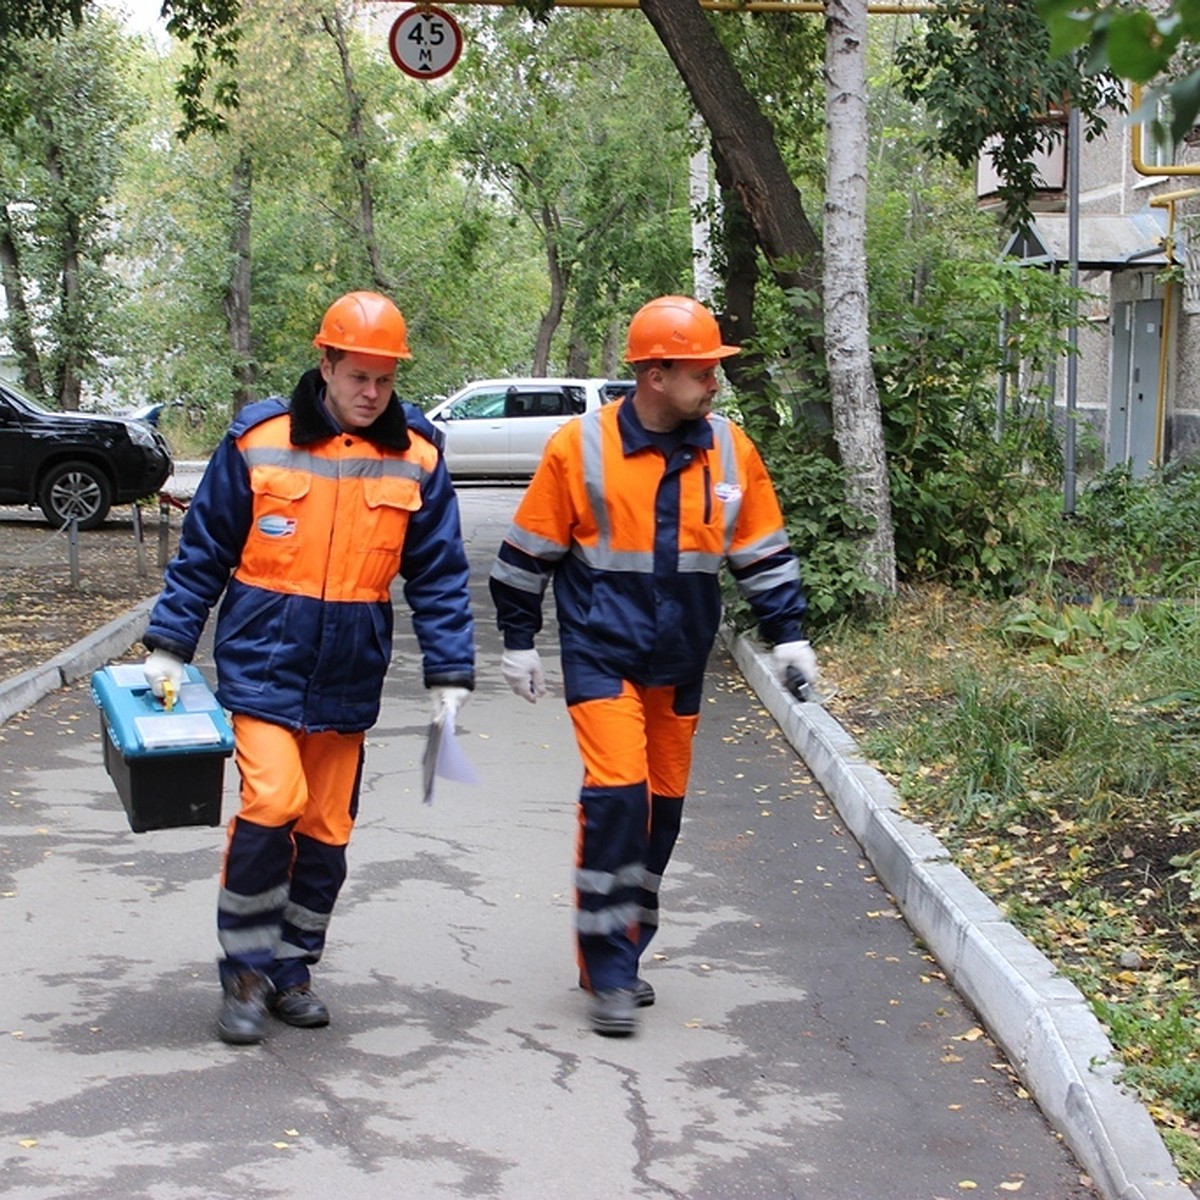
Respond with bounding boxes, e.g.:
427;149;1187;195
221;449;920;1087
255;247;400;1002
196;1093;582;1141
269;982;331;1028
588;988;639;1037
217;970;270;1045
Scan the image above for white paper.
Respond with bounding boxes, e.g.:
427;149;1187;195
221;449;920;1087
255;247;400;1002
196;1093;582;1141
435;720;479;785
422;717;479;804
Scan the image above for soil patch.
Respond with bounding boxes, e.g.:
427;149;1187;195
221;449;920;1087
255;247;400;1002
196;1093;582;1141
0;503;177;679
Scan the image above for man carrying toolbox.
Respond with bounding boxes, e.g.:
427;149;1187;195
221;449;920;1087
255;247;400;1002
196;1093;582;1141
143;290;475;1045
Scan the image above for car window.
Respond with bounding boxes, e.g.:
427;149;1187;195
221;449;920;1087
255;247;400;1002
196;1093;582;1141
447;390;507;420
504;389;572;419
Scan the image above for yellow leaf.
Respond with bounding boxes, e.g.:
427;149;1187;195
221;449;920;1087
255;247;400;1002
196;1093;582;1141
18;1139;37;1148
958;1182;978;1191
999;1183;1024;1193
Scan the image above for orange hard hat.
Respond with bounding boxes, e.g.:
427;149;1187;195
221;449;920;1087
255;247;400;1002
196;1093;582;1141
624;295;740;363
313;291;412;359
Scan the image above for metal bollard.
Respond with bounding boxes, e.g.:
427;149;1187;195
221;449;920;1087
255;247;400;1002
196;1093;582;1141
68;517;80;588
158;497;170;569
132;502;146;576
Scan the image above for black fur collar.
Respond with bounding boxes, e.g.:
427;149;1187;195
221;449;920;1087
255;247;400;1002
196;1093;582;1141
288;366;411;451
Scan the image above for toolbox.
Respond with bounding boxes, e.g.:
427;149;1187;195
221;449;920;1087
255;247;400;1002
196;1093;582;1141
90;663;234;833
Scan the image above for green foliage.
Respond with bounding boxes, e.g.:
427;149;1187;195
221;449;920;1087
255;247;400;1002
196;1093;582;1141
895;0;1117;223
1000;594;1191;662
1055;462;1200;596
432;9;695;374
749;415;882;629
1039;0;1200;145
872;259;1080;594
0;13;141;404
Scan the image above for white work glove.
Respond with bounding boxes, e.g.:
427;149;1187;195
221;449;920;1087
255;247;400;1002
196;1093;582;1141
143;648;185;700
772;640;819;693
430;685;471;726
502;648;546;704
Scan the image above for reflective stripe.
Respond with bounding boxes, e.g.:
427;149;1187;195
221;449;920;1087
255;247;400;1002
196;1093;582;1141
218;926;280;956
489;557;548;595
275;942;312;961
572;542;655;573
506;523;571;560
576;863;646;896
677;550;722;574
283;901;331;933
581;409;609;543
218;882;289;917
729;527;792;570
709;415;742;552
638;906;659;928
641;869;663;895
243;445;427;483
576;900;641;935
739;557;802;596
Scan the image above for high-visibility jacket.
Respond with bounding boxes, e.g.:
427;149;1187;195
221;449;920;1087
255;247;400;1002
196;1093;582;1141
145;368;475;734
490;397;805;686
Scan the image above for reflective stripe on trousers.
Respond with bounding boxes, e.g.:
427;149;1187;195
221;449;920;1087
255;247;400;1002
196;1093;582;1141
218;715;364;989
568;679;699;993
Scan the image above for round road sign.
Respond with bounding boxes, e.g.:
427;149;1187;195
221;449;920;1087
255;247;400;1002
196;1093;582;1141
389;6;463;81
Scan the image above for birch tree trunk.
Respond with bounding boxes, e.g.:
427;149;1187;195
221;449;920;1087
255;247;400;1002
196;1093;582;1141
824;0;896;598
222;144;256;415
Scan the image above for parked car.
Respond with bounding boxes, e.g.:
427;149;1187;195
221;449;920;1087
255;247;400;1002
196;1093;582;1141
0;382;173;529
427;377;628;479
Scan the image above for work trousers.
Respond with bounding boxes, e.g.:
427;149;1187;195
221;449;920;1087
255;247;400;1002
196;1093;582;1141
217;714;365;991
567;676;701;994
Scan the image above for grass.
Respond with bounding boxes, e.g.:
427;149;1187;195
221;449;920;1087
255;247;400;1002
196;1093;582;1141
817;584;1200;1182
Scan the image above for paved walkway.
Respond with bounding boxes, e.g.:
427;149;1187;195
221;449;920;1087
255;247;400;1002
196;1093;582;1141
0;485;1189;1199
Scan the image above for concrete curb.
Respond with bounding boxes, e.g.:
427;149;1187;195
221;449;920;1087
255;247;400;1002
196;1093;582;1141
0;597;154;727
726;628;1193;1200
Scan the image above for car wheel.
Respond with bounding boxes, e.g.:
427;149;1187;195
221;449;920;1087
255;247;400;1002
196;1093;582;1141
38;460;113;530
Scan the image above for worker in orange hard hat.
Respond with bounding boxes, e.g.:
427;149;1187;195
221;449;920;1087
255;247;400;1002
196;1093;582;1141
143;290;475;1046
490;293;816;1037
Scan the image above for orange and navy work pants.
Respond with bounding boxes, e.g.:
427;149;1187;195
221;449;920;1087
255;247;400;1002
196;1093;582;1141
217;714;365;991
568;674;702;994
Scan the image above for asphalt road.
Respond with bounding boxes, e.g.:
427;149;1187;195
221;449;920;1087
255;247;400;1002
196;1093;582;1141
0;485;1096;1199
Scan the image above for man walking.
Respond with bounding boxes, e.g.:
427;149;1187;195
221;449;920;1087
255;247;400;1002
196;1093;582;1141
489;294;815;1036
143;291;475;1044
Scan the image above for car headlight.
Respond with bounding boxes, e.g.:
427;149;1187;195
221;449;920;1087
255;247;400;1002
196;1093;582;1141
126;420;157;449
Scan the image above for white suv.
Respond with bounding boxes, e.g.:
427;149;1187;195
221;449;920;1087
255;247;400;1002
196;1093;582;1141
427;377;629;479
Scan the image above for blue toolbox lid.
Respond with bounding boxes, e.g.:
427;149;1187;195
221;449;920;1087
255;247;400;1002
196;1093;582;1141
91;663;235;760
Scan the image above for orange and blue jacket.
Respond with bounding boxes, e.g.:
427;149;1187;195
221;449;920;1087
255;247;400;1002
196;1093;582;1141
489;397;805;687
145;368;475;734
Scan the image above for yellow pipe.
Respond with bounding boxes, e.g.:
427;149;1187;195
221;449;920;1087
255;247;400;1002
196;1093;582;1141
1131;84;1200;176
407;0;942;11
1148;188;1200;465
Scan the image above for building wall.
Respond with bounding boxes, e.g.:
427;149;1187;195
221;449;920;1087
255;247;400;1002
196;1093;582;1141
1018;99;1200;476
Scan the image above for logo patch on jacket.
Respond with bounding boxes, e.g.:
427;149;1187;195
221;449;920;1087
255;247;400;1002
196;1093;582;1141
257;515;297;538
714;481;742;503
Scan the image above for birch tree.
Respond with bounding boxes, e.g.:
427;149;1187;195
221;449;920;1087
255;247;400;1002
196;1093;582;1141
824;0;895;596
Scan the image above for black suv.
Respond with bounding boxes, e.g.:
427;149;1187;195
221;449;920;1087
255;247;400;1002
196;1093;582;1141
0;382;173;529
